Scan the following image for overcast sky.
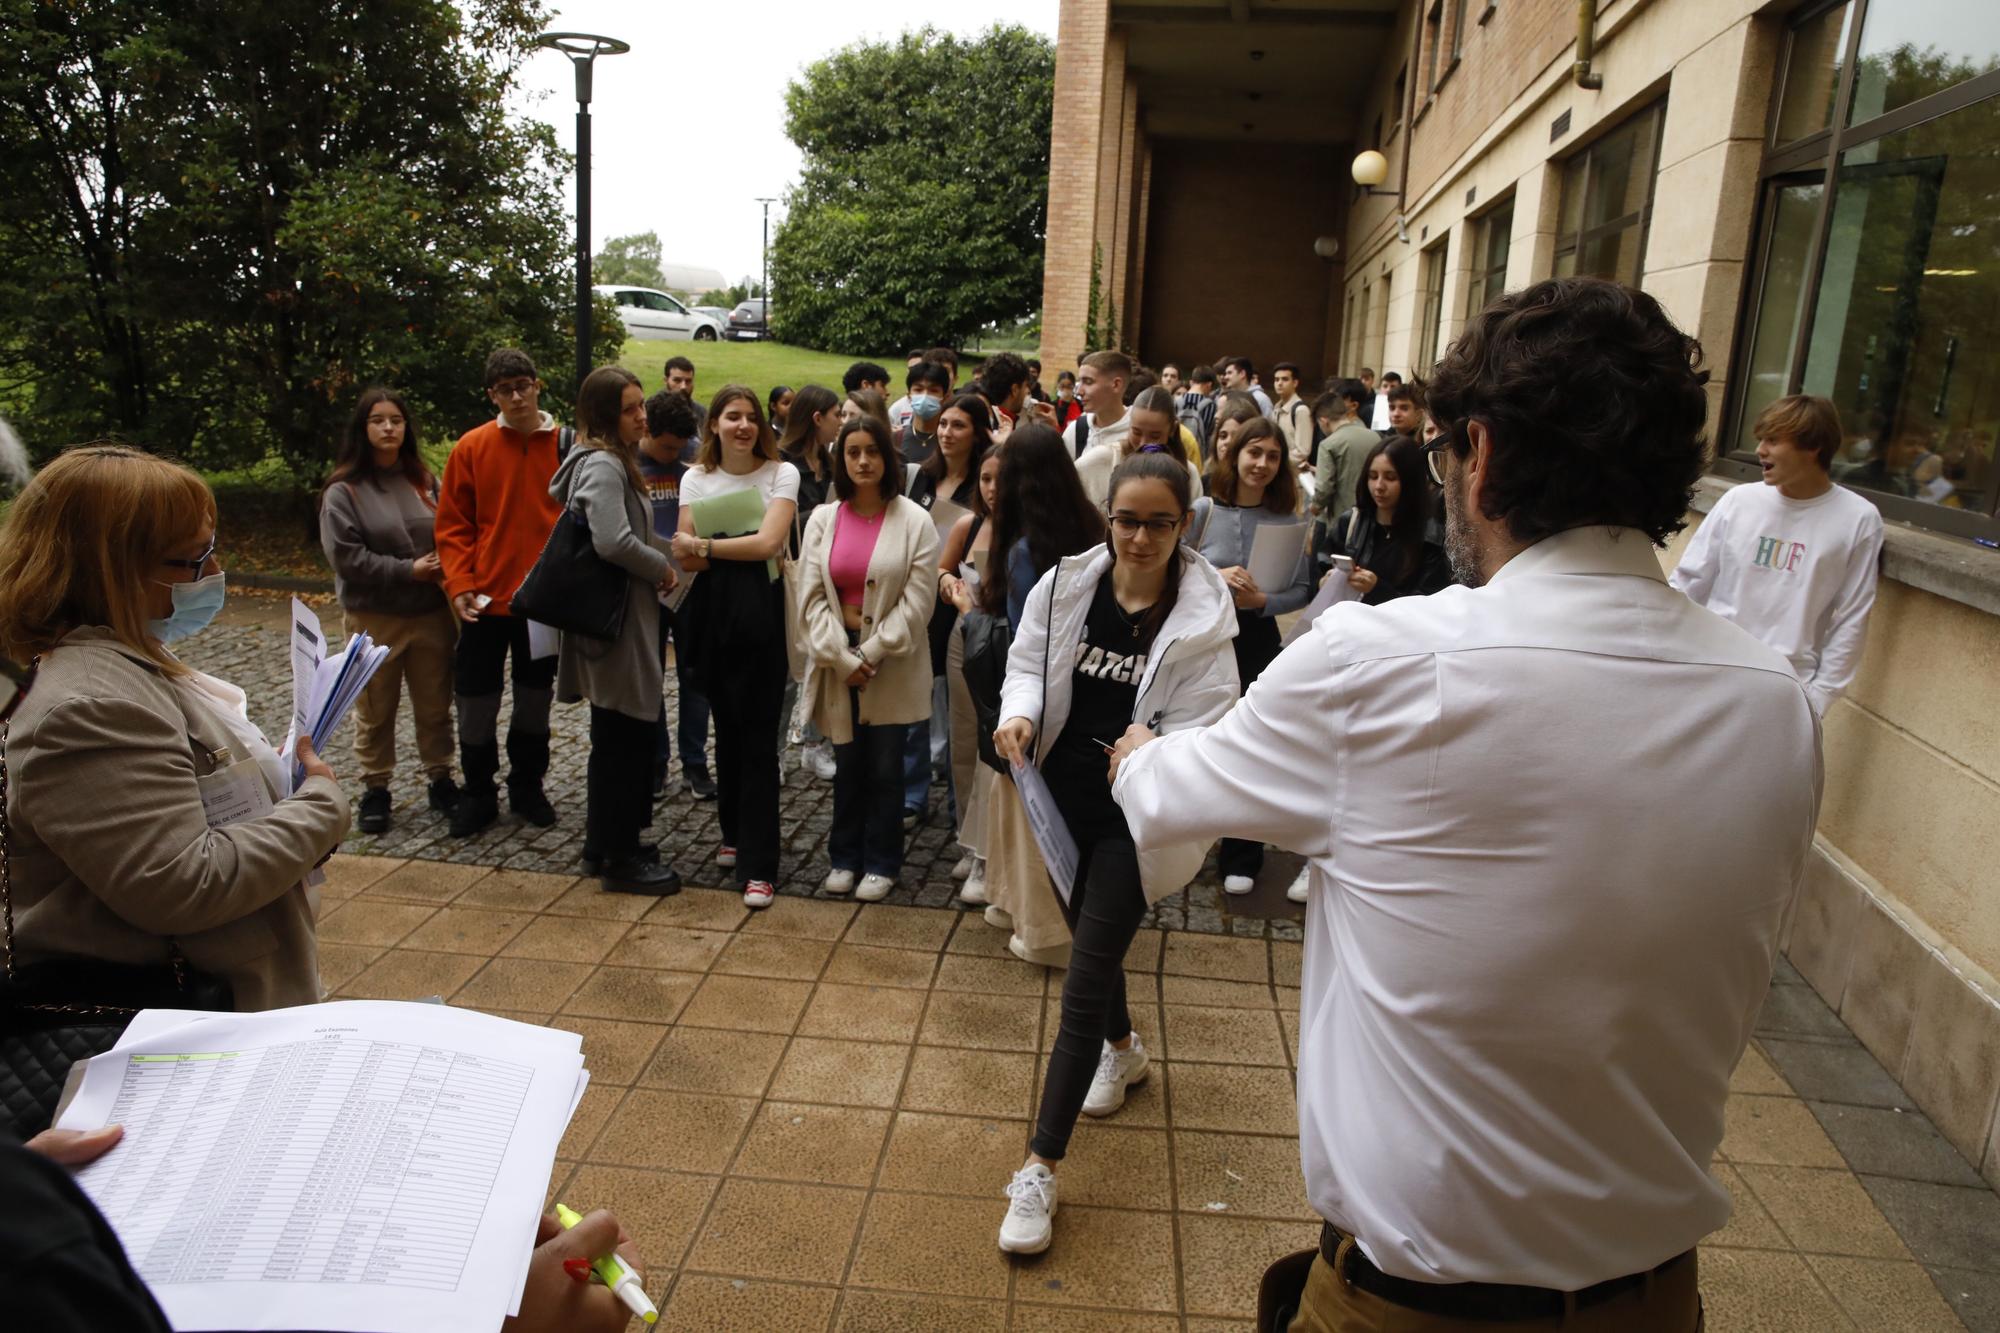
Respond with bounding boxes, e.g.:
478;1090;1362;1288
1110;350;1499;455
510;0;1059;288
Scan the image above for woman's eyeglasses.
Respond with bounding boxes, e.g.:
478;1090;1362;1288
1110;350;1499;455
1109;515;1181;536
162;533;219;574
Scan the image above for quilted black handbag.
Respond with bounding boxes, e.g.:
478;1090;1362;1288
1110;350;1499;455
0;710;233;1138
509;457;629;642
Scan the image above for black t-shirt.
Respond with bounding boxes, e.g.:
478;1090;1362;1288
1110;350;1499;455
0;1139;172;1331
1042;576;1159;810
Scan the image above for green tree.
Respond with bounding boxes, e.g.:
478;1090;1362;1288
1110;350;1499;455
768;25;1054;354
0;0;618;486
596;231;669;290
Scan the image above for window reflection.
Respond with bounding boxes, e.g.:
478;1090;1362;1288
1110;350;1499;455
1804;95;2000;509
1775;3;1852;144
1554;102;1666;284
1733;183;1824;456
1847;0;2000;126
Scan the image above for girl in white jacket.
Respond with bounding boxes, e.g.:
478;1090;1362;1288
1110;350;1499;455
991;450;1239;1254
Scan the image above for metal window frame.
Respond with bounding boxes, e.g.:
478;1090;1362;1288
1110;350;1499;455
1417;237;1450;373
1478;196;1516;310
1719;0;2000;538
1551;99;1666;280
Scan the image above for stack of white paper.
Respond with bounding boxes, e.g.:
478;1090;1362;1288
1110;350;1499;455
54;1001;590;1333
283;597;391;790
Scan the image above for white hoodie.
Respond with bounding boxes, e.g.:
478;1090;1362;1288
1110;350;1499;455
1000;544;1240;903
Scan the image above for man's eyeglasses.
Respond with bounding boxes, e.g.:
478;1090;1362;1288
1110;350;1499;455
1109;515;1182;537
0;654;36;726
1422;436;1454;487
162;533;219;575
492;378;537;400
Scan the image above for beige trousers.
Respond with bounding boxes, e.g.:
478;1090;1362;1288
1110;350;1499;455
983;771;1072;949
346;604;458;787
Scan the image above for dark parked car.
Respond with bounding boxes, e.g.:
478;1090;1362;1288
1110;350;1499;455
725;298;770;341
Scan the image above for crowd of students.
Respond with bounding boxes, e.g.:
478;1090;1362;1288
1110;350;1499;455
0;276;1888;1288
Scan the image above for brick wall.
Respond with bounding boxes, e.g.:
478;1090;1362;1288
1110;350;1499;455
1404;0;1577;203
1042;0;1114;371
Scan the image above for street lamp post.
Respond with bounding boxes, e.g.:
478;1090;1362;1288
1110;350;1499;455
536;32;630;388
754;196;776;328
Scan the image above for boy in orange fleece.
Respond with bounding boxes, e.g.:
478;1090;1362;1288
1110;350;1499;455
435;348;567;835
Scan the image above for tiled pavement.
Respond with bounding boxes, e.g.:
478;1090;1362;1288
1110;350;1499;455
195;600;1300;938
315;853;2000;1331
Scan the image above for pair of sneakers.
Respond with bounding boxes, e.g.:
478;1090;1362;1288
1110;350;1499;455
997;1036;1148;1254
717;846;776;909
822;869;895;902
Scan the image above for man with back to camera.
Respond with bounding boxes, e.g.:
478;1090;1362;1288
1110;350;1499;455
1108;278;1821;1331
1670;393;1883;718
843;361;890;396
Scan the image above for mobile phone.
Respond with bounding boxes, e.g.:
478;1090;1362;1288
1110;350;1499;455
472;593;493;611
1332;555;1354;573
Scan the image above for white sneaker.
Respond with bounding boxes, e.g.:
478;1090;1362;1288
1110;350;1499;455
805;742;838;781
958;860;988;906
716;845;737;868
950;853;975;881
856;873;895;902
1009;934;1071;969
822;869;856;896
1081;1036;1149;1116
1222;875;1255;896
1287;866;1310;903
742;881;775;909
998;1163;1056;1254
983;904;1014;931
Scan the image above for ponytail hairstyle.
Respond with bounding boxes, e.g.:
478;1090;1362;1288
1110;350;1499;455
1125;386;1181;458
1105;449;1194;642
981;423;1104;618
575;365;647;491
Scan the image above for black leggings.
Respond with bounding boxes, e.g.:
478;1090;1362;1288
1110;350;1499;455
586;705;654;858
1030;787;1148;1161
1218;612;1283;880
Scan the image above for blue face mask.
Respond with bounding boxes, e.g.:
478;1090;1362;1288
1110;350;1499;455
911;393;943;422
149;571;227;643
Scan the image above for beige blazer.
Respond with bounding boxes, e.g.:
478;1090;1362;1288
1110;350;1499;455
3;628;350;1010
796;497;939;745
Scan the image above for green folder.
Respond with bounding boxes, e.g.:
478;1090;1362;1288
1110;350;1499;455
688;487;779;581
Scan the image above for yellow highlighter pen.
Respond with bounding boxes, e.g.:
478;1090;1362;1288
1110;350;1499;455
553;1202;658;1325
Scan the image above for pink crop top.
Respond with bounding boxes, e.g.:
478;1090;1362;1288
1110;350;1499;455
829;503;886;607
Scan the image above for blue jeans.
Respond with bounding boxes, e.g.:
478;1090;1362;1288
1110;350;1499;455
655;604;711;777
902;718;931;815
901;680;956;821
832;710;908;878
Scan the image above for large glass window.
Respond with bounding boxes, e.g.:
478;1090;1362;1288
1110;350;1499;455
1416;241;1449;374
1728;0;2000;537
1846;0;2000;127
1477;200;1514;312
1773;2;1852;144
1553;101;1666;285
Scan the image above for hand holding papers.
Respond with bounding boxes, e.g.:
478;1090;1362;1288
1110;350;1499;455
281;598;390;792
54;1001;592;1333
689;488;778;581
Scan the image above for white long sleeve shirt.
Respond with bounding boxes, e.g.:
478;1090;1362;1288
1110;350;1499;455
1669;479;1883;717
1112;526;1823;1290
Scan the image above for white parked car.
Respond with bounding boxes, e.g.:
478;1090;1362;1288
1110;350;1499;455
595;285;723;341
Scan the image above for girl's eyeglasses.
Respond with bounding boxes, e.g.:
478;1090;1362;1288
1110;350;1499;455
1109;515;1181;536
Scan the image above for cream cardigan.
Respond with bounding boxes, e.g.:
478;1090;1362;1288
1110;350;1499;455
796;495;940;744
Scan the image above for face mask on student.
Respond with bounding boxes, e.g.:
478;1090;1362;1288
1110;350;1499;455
910;394;943;422
149;572;228;643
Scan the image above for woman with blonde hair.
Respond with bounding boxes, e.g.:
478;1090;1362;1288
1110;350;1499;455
0;446;348;1012
551;366;682;895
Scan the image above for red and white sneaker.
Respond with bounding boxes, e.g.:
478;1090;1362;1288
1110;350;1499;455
716;845;738;868
742;880;775;909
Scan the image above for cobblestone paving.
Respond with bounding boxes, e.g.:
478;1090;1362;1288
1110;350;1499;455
189;602;1302;941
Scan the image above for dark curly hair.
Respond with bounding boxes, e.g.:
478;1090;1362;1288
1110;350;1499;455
1427;277;1709;547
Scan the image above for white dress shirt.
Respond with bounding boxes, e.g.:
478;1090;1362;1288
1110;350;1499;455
1113;525;1823;1290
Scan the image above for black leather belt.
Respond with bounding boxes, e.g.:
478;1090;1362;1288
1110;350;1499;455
1318;1223;1691;1323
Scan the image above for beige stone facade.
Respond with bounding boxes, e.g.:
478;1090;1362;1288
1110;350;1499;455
1044;0;2000;1192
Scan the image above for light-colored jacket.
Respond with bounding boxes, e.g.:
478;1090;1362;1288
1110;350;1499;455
999;545;1239;903
4;629;349;1010
1075;444;1205;510
550;447;671;722
797;497;939;745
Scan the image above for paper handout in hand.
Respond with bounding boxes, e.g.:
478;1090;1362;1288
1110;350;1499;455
689;487;779;581
282;598;391;791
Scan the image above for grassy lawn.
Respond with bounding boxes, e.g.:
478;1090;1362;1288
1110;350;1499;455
614;338;872;406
